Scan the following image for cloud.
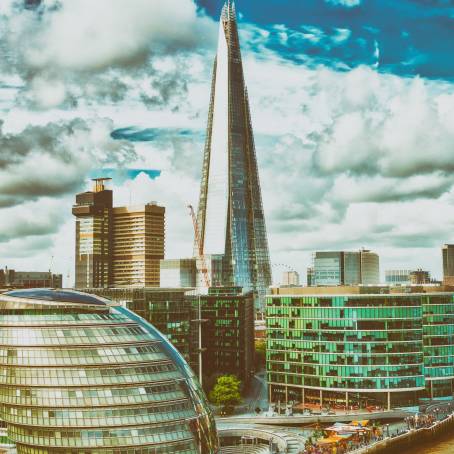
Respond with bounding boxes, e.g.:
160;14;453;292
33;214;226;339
1;0;216;108
325;0;362;7
0;118;137;207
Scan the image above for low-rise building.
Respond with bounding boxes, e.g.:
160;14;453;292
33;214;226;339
266;285;454;409
160;258;197;288
0;268;62;288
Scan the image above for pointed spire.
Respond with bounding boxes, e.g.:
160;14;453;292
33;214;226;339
221;1;236;22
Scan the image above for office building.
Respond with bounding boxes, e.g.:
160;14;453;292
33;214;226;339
0;268;62;288
312;249;380;286
84;286;255;389
266;285;454;409
72;178;113;288
112;204;165;287
385;269;432;286
160;258;197;288
194;2;272;302
282;271;300;286
360;250;380;285
0;289;219;453
192;287;255;388
410;269;431;285
385;269;412;285
195;254;226;289
73;179;165;288
307;267;315;287
84;287;198;370
443;244;454;285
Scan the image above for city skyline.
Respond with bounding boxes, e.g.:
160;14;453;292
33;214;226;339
1;0;454;284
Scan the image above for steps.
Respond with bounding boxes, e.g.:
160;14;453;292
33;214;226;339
220;445;270;454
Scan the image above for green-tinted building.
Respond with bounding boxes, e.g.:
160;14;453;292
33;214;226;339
266;286;454;409
83;287;255;390
0;289;219;453
422;294;454;398
192;287;255;388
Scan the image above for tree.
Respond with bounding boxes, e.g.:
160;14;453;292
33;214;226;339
209;375;242;415
255;339;266;370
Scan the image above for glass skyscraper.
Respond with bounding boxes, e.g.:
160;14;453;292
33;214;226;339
195;2;272;300
0;289;219;453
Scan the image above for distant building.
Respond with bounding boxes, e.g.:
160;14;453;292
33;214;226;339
443;244;454;285
360;249;380;285
195;254;226;289
0;268;62;288
385;269;412;285
312;249;380;286
306;267;315;287
282;271;300;286
73;179;165;288
410;269;431;285
160;258;197;288
385;269;432;285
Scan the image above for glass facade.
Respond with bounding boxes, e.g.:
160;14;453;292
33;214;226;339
0;289;219;454
422;294;454;398
195;2;272;302
266;292;454;408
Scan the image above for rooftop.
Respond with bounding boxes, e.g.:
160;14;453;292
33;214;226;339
2;288;112;306
269;285;454;297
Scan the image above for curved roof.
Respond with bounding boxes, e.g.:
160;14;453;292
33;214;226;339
3;289;109;306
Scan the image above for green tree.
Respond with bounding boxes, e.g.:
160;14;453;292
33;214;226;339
209;375;242;415
255;339;266;370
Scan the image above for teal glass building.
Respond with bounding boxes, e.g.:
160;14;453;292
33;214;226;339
266;290;454;409
0;289;219;454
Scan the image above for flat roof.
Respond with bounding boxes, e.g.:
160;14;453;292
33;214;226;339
2;289;111;306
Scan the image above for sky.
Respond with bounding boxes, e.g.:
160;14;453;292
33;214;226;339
0;0;454;285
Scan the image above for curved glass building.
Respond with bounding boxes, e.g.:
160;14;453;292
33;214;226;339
267;289;454;409
0;289;219;454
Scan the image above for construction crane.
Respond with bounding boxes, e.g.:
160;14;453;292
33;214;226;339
187;205;211;288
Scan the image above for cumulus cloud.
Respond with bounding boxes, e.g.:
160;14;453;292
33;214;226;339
1;0;216;108
0;118;136;207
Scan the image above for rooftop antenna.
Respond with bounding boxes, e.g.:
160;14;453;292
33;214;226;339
91;177;112;193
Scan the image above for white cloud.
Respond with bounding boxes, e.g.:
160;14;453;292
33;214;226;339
1;0;216;109
325;0;362;7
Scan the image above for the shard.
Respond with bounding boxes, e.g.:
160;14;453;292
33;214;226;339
195;1;272;302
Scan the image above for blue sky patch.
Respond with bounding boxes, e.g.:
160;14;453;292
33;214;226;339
198;0;454;80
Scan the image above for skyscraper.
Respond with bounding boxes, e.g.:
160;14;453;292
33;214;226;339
195;1;272;300
112;204;165;287
72;178;113;288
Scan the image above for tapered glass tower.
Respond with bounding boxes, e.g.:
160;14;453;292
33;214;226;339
195;1;272;300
